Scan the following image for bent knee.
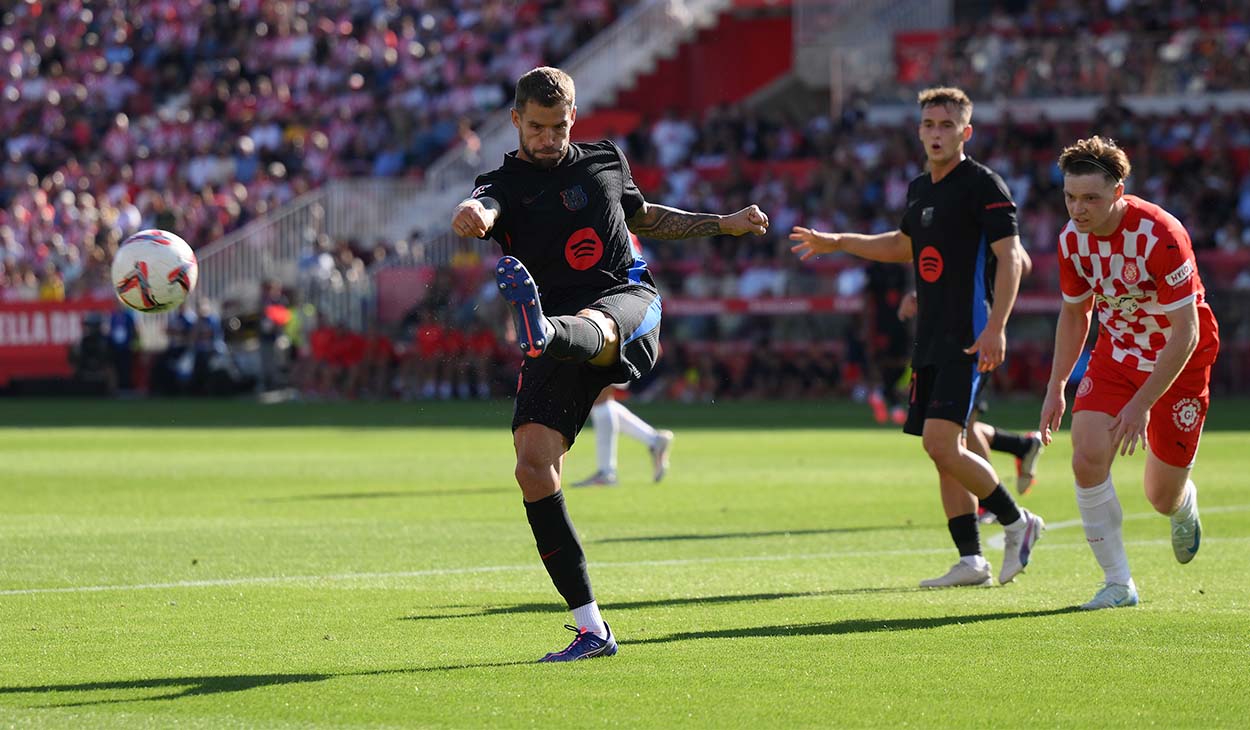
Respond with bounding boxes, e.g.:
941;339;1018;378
1071;447;1110;486
922;438;960;470
579;309;619;345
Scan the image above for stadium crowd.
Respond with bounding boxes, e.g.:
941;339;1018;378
898;0;1250;100
4;0;1250;400
0;0;634;300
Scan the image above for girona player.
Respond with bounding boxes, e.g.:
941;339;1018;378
1040;136;1220;610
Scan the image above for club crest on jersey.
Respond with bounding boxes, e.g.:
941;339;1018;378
560;185;588;211
1171;397;1202;432
1122;262;1140;285
1076;377;1093;398
921;207;934;227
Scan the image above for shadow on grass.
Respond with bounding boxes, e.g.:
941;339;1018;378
630;606;1086;645
253;486;511;503
403;586;930;621
10;606;1083;707
14;666;530;708
593;524;918;545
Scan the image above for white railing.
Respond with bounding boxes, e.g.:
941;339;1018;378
395;0;732;241
136;179;423;348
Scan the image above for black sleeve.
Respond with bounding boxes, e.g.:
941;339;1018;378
899;179;917;237
470;171;510;244
977;170;1019;243
611;141;647;219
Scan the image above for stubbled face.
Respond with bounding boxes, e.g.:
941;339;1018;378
918;103;970;168
1063;173;1123;234
512;102;575;169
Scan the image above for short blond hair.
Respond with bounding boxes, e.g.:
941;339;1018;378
918;87;973;126
1058;135;1131;183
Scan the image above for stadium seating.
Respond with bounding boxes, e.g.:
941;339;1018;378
3;0;1248;400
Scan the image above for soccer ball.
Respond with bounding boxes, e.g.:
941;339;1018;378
111;229;199;313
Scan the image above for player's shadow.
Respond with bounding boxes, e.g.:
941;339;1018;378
404;586;929;621
8;607;1085;707
254;486;510;503
630;606;1086;645
5;664;533;709
593;524;919;544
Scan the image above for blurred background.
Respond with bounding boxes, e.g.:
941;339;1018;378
2;0;1247;410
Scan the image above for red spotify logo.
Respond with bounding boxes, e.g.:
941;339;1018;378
918;246;944;283
565;227;604;270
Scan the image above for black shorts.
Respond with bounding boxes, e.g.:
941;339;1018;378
903;357;985;436
512;284;662;446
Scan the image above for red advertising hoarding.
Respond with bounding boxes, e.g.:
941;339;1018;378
0;299;116;386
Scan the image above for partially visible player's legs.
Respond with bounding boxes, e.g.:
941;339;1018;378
923;418;1042;584
970;419;1045;495
514;423;616;660
987;425;1045;494
1070;410;1137;610
606;399;673;482
575;386;619;487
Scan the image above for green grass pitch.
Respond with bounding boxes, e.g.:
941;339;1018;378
0;399;1247;728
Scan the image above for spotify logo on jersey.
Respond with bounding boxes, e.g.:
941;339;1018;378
565;227;604;270
918;246;944;283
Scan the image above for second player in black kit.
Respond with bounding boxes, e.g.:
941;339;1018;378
451;66;769;662
789;86;1045;590
898;156;1018;434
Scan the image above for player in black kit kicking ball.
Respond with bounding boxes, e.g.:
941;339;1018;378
450;66;769;662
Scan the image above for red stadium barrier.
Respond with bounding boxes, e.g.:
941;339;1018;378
664;293;1062;316
0;299;116;385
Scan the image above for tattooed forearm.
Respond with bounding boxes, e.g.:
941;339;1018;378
627;204;722;239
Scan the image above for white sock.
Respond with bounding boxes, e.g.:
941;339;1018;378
1075;477;1132;585
960;554;988;569
571;601;607;639
608;400;657;446
589;402;618;474
1171;479;1197;522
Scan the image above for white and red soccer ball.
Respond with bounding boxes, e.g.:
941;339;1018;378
111;229;199;313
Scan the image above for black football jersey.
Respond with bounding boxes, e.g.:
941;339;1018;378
898;157;1018;366
471;140;653;314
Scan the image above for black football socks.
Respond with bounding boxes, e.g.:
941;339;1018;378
948;513;981;557
543;315;605;362
524;490;593;610
979;484;1023;526
989;429;1033;458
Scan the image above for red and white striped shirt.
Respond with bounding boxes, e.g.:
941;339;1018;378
1057;195;1218;372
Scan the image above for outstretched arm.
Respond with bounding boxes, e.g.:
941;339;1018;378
789;227;913;263
627;203;769;239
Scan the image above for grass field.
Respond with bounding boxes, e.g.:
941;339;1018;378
0;398;1247;729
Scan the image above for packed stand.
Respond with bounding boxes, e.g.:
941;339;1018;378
255;92;1250;401
0;0;635;301
892;0;1250;101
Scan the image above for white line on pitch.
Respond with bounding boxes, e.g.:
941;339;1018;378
985;502;1250;550
3;532;1248;597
